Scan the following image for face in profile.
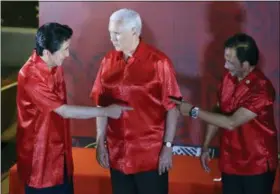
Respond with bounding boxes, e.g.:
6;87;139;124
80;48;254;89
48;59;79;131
224;48;244;77
108;20;135;52
46;39;71;67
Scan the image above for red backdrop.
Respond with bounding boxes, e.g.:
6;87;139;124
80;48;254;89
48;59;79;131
39;2;280;150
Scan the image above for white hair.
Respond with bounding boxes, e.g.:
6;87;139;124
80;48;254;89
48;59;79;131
110;8;142;36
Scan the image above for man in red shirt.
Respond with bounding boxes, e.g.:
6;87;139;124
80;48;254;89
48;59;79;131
16;22;132;194
170;33;278;194
90;8;181;194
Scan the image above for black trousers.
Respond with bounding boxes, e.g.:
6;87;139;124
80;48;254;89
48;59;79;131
110;168;168;194
222;171;276;194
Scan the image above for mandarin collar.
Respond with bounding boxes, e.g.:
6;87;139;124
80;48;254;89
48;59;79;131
31;50;57;74
117;39;147;60
229;68;259;87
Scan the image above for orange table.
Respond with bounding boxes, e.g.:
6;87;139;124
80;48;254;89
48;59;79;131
9;148;280;194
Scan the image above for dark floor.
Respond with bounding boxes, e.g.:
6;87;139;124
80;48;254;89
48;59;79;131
1;141;17;174
1;66;20;80
1;68;18;174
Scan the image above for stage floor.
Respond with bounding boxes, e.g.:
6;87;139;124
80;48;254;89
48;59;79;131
9;148;280;194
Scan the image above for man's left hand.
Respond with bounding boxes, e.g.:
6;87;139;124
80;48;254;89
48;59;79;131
158;146;173;175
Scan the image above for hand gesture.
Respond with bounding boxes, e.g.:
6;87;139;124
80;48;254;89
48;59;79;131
169;98;192;116
104;104;133;119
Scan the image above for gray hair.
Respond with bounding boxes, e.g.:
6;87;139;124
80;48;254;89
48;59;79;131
110;8;142;36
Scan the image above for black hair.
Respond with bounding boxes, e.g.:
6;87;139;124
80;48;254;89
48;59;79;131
224;33;259;66
35;22;73;56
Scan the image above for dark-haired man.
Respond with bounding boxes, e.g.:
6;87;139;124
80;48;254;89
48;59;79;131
16;22;132;194
170;33;278;194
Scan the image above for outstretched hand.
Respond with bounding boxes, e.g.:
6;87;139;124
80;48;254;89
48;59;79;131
169;97;193;116
104;104;133;119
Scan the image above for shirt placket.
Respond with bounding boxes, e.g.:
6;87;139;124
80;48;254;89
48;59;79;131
121;57;135;170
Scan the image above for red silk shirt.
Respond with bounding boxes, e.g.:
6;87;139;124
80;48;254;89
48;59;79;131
218;68;278;175
16;51;73;188
91;41;181;174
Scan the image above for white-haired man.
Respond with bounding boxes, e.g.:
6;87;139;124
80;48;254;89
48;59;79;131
90;8;182;194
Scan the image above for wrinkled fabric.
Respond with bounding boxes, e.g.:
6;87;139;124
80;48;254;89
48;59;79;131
91;41;181;174
218;68;278;175
16;50;73;188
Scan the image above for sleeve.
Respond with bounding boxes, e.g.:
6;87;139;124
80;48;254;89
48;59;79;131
241;87;274;115
158;58;182;110
90;58;105;106
25;76;64;113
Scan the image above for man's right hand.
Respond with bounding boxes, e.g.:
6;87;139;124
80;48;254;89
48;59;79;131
200;149;211;173
104;104;133;119
96;142;110;169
